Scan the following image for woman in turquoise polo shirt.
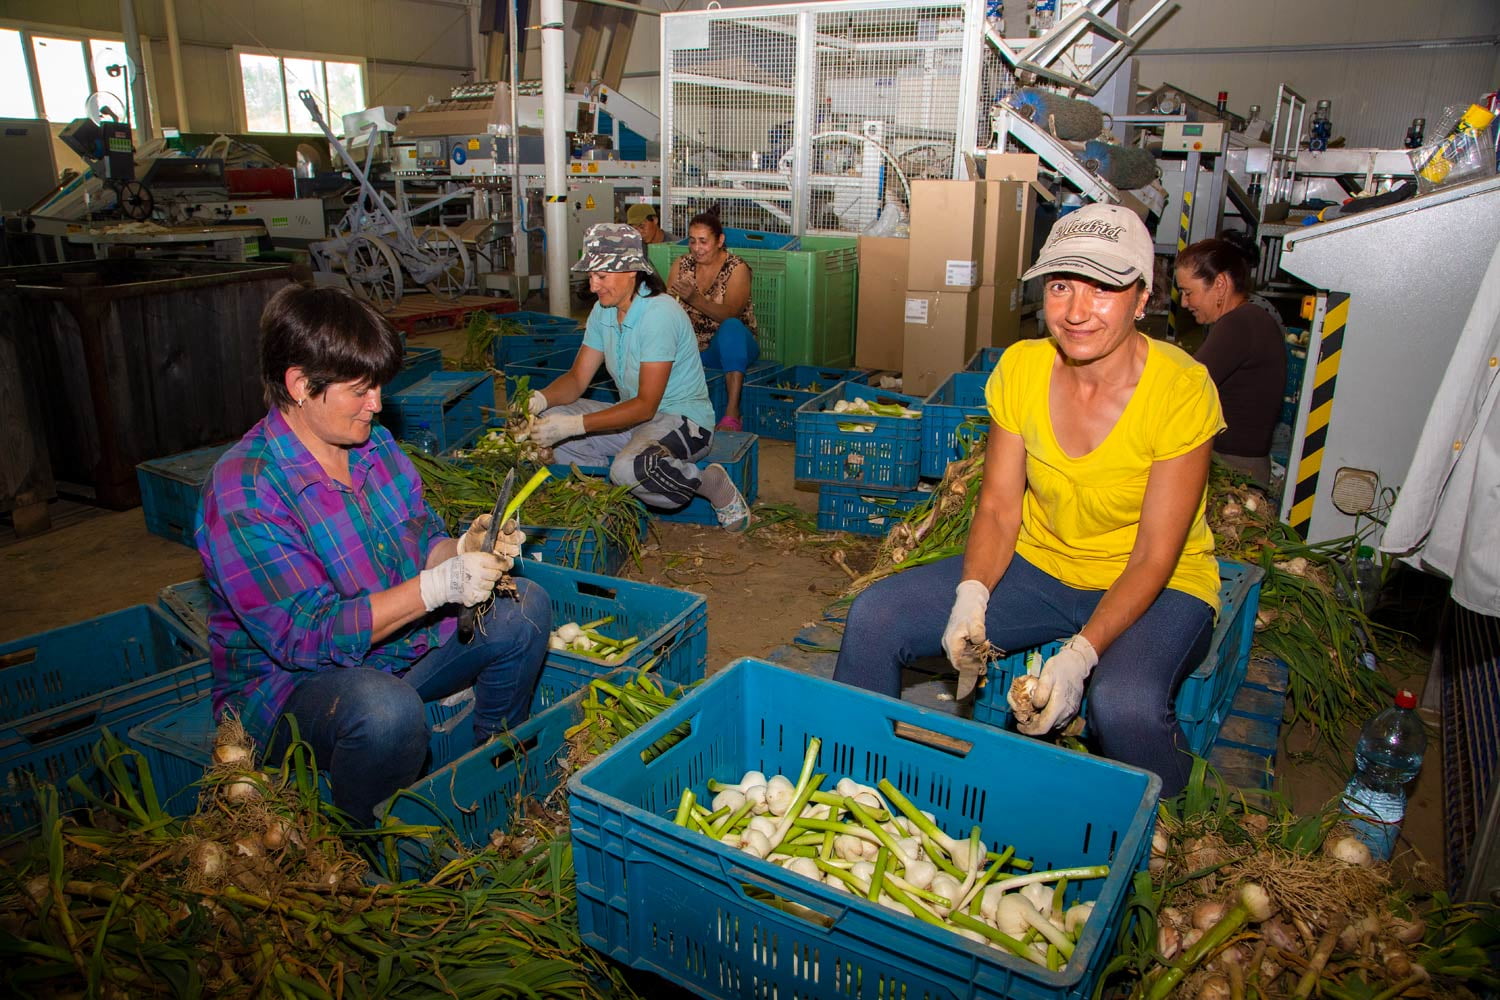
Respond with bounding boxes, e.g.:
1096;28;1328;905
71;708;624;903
529;223;749;531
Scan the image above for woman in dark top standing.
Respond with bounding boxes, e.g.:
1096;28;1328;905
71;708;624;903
1176;235;1287;483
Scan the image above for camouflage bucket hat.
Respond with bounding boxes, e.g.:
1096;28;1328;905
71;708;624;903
572;222;655;273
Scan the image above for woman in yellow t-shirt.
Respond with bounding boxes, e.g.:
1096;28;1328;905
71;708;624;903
833;204;1224;795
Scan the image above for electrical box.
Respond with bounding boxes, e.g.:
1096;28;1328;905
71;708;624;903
566;181;616;256
448;134;496;177
1162;121;1225;153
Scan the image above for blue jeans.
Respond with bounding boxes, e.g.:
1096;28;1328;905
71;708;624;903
833;554;1213;796
698;318;760;374
265;577;550;825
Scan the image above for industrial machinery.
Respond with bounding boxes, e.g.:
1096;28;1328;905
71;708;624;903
303;90;473;306
364;78;660;297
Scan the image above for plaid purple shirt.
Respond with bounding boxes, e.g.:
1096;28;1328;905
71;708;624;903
195;408;453;739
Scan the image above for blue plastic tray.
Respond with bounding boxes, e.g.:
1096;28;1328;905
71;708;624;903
158;578;212;640
971;560;1264;756
921;371;991;480
387;346;445;395
0;605;209;835
381;372;494;452
742;365;869;441
569;658;1159;1000
794;382;925;490
515;561;707;692
817;483;930;535
966;346;1005;373
127;659;604;818
549;431;759;527
136;444;233;548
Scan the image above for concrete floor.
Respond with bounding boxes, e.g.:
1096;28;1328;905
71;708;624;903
0;311;1448;886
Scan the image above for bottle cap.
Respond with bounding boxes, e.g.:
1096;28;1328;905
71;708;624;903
1394;689;1417;709
1357;544;1374;558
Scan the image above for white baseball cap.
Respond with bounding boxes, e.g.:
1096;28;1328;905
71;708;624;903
1022;203;1155;294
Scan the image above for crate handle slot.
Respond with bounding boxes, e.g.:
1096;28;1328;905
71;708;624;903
486;731;542;772
734;872;839;928
0;647;39;670
639;718;692;765
890;720;973;758
574;580;619;601
23;707;102;746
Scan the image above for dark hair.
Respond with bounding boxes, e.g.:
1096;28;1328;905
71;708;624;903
259;285;403;410
635;269;668;296
687;204;724;242
1176;236;1256;294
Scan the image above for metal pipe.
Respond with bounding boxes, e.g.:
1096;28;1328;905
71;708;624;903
119;0;153;137
542;0;570;315
162;0;189;130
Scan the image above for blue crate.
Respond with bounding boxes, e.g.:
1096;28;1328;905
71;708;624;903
921;371;992;479
966;346;1006;373
126;659;603;817
135;444;233;547
0;605;209;835
568;658;1159;1000
794;382;925;490
523;512;645;575
515;560;707;691
1284;348;1308;398
1280;396;1299;427
381;372;494;452
158;578;212;641
742;365;868;440
387;346;444;395
817;483;930;535
496;330;584;367
702;368;729;420
545;431;758;527
503;310;583;334
375;666;696;880
971;560;1263;756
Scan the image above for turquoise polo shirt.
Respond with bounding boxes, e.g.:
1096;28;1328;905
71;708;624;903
583;286;715;431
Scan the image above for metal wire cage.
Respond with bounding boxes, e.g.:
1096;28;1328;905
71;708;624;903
660;0;1016;237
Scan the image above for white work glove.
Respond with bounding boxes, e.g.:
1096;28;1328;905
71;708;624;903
456;515;526;568
532;411;586;447
418;552;507;611
528;390;550;416
941;580;990;669
1013;635;1098;736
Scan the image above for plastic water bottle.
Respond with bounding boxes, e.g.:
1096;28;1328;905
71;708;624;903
1340;689;1426;860
1354;544;1381;612
408;421;440;456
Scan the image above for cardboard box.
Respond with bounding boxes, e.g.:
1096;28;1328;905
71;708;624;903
977;281;1024;348
855;236;910;371
984;152;1041;182
981;180;1040;285
902;290;979;397
906;180;987;291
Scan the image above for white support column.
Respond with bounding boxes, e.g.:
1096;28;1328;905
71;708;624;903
120;0;153;137
789;10;815;236
542;0;570;315
163;0;189;130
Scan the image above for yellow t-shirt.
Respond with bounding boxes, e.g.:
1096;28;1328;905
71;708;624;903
985;336;1225;611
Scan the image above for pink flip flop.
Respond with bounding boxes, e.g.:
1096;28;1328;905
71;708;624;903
716;415;743;432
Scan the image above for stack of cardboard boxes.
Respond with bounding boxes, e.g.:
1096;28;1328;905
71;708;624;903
853;153;1048;395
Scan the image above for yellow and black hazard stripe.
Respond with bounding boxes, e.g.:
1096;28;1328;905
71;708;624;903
545;194;567;203
1288;291;1349;538
1166;189;1193;341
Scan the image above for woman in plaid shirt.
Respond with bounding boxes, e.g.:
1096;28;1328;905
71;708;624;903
196;286;549;825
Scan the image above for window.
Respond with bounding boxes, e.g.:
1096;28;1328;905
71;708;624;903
236;51;365;135
0;27;141;124
0;29;36;118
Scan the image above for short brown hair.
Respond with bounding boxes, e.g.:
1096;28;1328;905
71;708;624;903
259;285;403;410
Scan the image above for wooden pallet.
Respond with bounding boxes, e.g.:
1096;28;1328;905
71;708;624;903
381;294;516;337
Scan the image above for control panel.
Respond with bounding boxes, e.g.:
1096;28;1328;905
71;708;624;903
1162;121;1225;153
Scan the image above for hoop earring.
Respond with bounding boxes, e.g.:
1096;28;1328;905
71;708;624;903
1135;312;1145;321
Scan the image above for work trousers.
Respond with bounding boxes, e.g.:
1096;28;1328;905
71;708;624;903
264;578;550;826
546;399;713;509
833;553;1214;796
698;318;761;375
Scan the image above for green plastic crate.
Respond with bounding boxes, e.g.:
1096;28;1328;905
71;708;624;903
648;236;858;367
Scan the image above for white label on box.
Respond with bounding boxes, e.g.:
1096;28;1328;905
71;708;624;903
945;260;978;286
1016;189;1026;211
1010;286;1020;309
904;297;930;324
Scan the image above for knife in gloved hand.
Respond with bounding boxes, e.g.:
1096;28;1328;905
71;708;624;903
954;637;999;700
457;468;515;645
